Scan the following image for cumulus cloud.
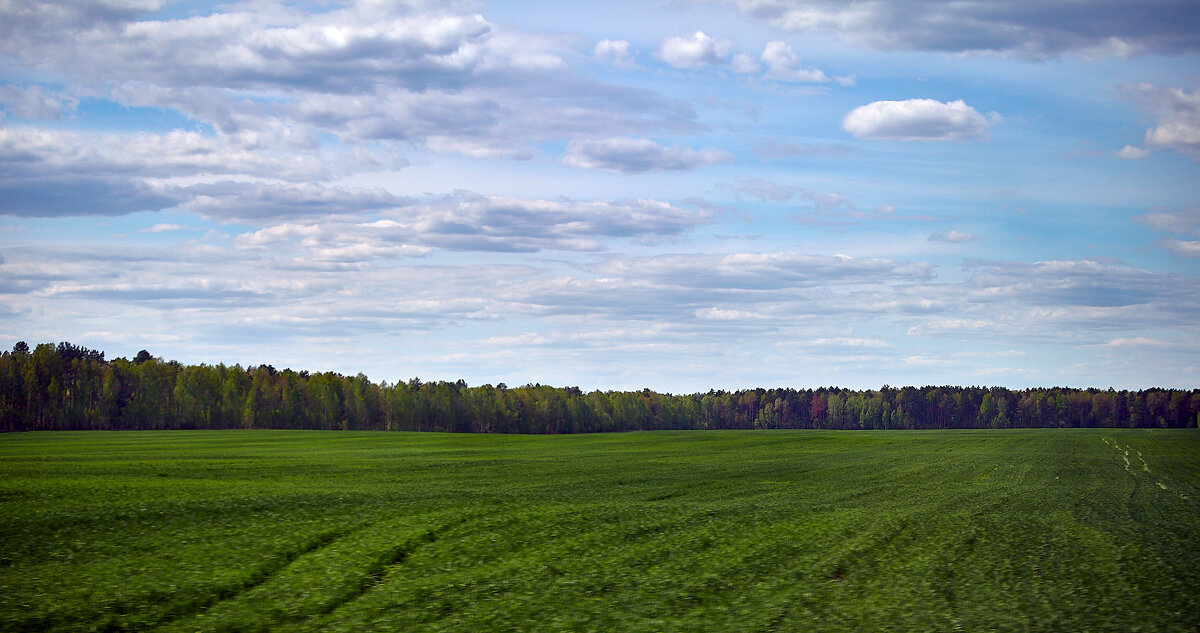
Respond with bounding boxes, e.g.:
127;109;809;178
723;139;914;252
658;31;731;68
760;41;829;82
1122;84;1200;161
1;3;497;93
594;39;636;68
929;230;977;243
656;36;837;83
842;99;997;141
562;137;734;173
727;0;1200;59
0;1;701;161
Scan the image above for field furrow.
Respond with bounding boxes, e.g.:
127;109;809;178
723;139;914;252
1;429;1196;633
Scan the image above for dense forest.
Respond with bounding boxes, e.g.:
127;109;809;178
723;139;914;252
2;341;1198;433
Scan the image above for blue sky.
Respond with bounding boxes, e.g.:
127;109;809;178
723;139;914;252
1;0;1198;391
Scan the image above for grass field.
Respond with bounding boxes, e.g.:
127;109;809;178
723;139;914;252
1;429;1197;632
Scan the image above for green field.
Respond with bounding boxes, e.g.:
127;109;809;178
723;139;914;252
1;430;1198;632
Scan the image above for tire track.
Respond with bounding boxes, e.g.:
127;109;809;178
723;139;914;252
1102;437;1187;501
307;513;478;622
147;527;350;630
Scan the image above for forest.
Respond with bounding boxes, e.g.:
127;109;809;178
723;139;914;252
2;341;1197;433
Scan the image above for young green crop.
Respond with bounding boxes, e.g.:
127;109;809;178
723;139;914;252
1;429;1197;632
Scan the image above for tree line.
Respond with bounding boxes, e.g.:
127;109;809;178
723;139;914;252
2;341;1197;433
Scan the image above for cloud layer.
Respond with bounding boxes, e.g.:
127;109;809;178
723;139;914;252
729;0;1200;58
0;0;1196;391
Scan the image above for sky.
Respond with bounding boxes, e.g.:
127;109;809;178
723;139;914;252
1;0;1198;392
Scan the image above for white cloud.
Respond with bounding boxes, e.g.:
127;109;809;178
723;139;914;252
1123;85;1200;161
0;1;700;163
2;1;1197;391
760;41;829;82
0;85;78;119
0;125;328;186
842;99;996;141
285;83;695;156
1132;207;1200;257
929;230;977;243
142;223;189;234
695;307;760;320
2;4;497;93
8;233;1199;388
594;39;636;68
1163;238;1200;257
658;31;731;68
177;182;404;222
232;191;713;256
562;137;734;173
1104;337;1170;347
1116;145;1150;160
964;258;1196;312
396;191;714;251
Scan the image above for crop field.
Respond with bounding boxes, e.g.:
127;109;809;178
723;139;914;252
1;430;1198;632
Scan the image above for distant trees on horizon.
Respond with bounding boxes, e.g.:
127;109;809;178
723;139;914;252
2;341;1197;433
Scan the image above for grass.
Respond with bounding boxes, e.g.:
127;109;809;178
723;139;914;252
1;429;1197;632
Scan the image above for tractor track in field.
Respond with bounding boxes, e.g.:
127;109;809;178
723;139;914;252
303;513;480;625
146;527;352;631
1102;436;1190;501
143;514;479;633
